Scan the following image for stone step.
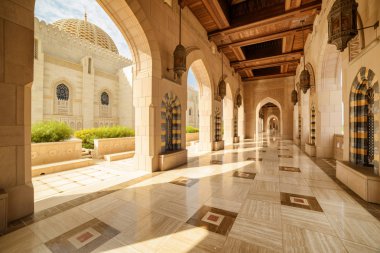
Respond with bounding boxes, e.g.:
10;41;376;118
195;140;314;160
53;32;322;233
104;151;134;162
32;158;93;177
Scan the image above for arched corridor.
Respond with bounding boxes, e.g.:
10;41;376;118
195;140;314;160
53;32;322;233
1;0;380;252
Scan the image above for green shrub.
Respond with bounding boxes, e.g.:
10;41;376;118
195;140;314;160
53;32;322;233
74;126;135;149
186;126;199;133
31;121;73;143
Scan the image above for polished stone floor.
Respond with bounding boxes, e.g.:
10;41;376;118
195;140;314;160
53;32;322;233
1;137;380;253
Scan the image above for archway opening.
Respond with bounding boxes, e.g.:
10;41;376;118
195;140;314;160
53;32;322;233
28;0;158;215
185;59;213;153
255;97;283;140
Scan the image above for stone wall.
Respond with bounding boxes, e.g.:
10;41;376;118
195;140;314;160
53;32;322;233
93;137;135;158
186;133;199;142
244;76;294;140
31;140;82;166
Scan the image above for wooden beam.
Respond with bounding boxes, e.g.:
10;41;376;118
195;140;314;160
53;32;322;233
209;2;321;38
201;0;229;29
243;72;296;81
231;50;303;67
218;25;313;50
235;59;299;72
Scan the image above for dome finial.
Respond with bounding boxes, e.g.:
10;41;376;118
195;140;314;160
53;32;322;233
84;8;87;22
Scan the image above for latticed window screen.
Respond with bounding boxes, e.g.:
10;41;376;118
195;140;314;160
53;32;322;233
56;84;70;114
101;92;109;105
56;84;69;100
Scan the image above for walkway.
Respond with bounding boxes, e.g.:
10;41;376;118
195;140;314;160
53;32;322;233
1;137;380;253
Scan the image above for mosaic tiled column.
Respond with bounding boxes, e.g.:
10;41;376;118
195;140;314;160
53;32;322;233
349;67;379;171
161;92;181;153
310;106;316;145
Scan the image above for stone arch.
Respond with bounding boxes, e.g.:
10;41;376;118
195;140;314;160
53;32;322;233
267;115;280;135
349;67;379;169
315;43;343;157
185;55;214;151
255;97;283;138
305;63;315;91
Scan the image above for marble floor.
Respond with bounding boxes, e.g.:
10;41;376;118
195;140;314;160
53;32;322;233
1;136;380;253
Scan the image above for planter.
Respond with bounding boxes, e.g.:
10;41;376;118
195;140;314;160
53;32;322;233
186;132;199;142
305;143;316;157
213;140;224;151
337;161;380;204
31;140;82;166
158;149;187;171
93;137;135;159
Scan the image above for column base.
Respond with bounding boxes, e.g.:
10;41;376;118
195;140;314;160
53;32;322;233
7;183;34;222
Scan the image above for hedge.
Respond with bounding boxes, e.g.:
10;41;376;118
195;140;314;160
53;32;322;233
74;126;135;149
186;126;199;133
31;121;73;143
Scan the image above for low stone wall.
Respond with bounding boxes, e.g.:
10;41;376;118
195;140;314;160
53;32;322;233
334;134;344;161
186;133;199;142
93;137;135;158
31;140;82;166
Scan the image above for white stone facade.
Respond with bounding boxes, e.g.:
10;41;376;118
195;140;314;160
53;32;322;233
32;18;134;130
186;86;199;128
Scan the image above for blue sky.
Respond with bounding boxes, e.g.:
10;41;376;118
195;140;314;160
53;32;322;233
188;68;199;91
35;0;132;58
35;0;199;90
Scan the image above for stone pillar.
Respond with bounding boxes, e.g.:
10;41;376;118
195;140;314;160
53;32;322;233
117;67;133;128
0;0;35;222
31;38;44;123
81;56;95;129
133;73;159;172
223;98;234;145
238;105;245;139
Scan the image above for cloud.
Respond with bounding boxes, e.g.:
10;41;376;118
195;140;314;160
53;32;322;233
35;0;132;59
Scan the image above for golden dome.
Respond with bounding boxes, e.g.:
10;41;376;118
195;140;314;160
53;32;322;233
53;19;119;54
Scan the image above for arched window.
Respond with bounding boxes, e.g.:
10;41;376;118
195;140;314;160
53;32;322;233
55;83;70;115
101;92;109;105
56;84;69;101
189;108;192;116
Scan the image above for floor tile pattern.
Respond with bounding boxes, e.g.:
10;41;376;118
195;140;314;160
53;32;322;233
279;166;301;172
45;218;119;252
232;171;256;180
2;136;380;253
186;205;238;236
170;177;199;187
281;192;324;212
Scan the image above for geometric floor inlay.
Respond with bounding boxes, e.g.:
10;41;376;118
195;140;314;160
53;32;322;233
45;219;119;253
247;157;263;162
210;160;223;165
278;155;293;158
233;171;256;180
170;176;199;187
279;166;301;172
186;205;238;235
280;192;323;212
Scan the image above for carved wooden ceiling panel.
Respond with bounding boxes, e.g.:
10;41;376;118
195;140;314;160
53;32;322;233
185;0;321;81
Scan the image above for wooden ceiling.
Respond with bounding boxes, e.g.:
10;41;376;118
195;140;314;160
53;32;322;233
184;0;321;81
